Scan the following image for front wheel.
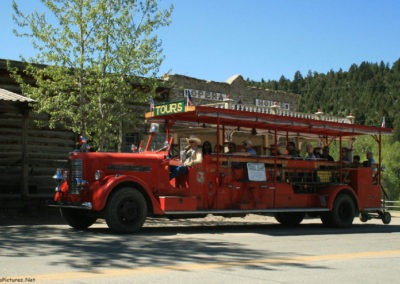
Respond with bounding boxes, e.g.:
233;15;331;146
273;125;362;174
105;188;147;233
60;208;97;230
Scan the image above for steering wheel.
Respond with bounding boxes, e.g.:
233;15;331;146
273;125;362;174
155;145;169;152
168;145;180;159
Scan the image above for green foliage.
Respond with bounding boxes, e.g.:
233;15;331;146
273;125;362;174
381;138;400;201
10;0;173;151
249;59;400;130
352;136;377;159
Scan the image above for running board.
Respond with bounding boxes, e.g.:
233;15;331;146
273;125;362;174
163;208;330;215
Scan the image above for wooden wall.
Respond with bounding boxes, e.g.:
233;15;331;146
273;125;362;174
0;101;74;198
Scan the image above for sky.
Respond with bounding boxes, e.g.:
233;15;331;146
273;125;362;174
1;0;399;83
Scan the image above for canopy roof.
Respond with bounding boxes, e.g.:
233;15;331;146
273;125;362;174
146;104;392;138
0;88;35;103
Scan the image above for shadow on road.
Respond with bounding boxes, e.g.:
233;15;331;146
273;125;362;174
0;216;399;273
0;223;317;272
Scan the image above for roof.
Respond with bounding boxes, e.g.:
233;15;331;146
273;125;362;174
146;104;392;137
0;88;35;103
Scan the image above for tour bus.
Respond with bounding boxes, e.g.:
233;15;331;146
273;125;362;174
52;100;393;233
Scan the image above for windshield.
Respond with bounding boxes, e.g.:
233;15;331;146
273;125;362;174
142;132;170;152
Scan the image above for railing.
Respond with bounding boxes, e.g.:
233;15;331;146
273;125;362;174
383;200;400;210
206;101;353;124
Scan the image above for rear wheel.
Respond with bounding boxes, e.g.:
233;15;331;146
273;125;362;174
381;211;391;224
322;194;355;227
60;208;97;230
274;212;305;226
105;188;147;233
360;212;369;222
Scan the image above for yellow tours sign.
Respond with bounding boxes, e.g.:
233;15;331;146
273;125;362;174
153;101;185;116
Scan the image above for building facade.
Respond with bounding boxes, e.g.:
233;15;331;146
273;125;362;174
163;74;299;112
154;74;300;156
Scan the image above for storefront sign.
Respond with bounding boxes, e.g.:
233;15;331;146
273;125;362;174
184;89;229;101
255;98;290;110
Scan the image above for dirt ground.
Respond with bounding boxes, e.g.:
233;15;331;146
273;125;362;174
0;199;398;227
0;204;269;227
0;198;273;227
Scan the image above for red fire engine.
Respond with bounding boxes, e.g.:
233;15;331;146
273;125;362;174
52;101;393;233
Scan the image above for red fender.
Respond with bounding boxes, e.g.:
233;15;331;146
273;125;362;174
90;174;163;214
319;185;360;211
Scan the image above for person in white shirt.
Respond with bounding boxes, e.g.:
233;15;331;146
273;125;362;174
170;136;202;180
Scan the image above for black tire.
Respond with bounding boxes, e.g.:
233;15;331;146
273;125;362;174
330;194;356;227
320;213;334;227
360;213;369;222
60;208;97;230
274;212;305;226
105;188;147;233
381;212;391;225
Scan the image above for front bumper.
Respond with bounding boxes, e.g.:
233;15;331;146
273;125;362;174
48;200;93;210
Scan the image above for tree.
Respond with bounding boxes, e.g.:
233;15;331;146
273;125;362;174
10;0;173;151
290;70;303;94
381;138;400;201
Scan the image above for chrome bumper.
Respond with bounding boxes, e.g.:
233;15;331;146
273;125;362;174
48;201;92;210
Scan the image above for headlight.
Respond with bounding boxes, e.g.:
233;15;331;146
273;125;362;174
95;170;104;181
53;168;68;182
52;168;63;181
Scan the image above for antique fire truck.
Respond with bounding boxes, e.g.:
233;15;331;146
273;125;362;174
51;100;392;233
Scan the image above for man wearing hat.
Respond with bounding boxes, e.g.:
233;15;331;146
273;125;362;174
242;139;256;156
170;136;203;180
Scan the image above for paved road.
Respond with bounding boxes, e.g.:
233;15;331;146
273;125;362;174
1;213;400;283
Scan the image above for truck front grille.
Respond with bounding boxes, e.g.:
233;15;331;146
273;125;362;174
69;158;83;194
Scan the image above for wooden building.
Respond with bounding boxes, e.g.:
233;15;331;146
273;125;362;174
0;60;74;200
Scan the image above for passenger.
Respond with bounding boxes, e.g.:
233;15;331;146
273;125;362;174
341;147;352;164
242;139;257;156
286;141;300;158
202;140;212;156
225;142;241;167
352;155;361;167
313;147;322;158
305;144;316;159
170;136;203;180
321;146;334;161
131;144;138;153
226;142;237;154
363;151;376;167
